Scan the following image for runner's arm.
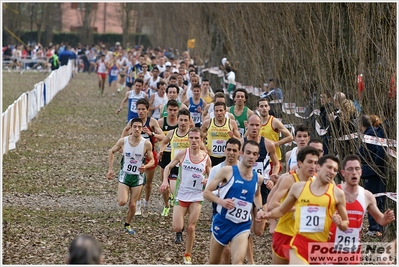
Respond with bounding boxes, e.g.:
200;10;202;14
116;91;129;114
107;138;124;180
365;190;395;226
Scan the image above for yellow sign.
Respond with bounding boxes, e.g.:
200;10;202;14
187;39;195;49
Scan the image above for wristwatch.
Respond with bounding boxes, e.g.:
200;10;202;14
257;207;264;212
151;132;155;137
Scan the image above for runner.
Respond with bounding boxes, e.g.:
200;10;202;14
266;146;321;264
183;83;207;127
328;154;395;264
203;140;264;264
285;124;310;172
107;118;154;235
149;81;168;120
229;88;254;137
96;54;108;95
201;101;241;166
116;78;147;123
258;155;349;265
160;128;211;265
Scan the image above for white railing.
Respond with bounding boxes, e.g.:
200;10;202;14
2;60;74;155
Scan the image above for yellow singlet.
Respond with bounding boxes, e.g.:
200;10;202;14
259;115;282;160
294;179;336;242
206;118;231;158
170;129;189;160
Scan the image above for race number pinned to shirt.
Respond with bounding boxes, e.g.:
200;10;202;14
225;198;252;223
111;69;118;76
211;140;226;157
334;228;360;251
130;101;137;113
252;162;264;176
299;206;326;233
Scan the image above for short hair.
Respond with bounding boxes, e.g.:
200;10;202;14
242;140;260;152
360;115;372;128
189;69;196;74
137;98;149;109
188;127;201;135
178;108;191;118
152;66;159;72
226;137;242;150
157;80;166;88
166;99;179;108
202;78;209;83
233;88;248;100
294;123;309;136
166;84;179;94
214;101;227;110
257;98;268;107
67;235;102;264
297;146;320;163
341;154;361;170
214;92;225;101
134;78;144;85
130;117;143;126
318;154;340;168
169;75;177;81
192;83;201;90
308;138;322;146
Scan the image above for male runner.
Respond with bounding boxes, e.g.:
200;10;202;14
229;88;254;137
204;140;264;264
285;124;311;172
160;128;211;265
116;78;147;123
107;118;154;234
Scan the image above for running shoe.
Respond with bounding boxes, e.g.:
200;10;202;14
117;88;121;93
161;207;170;217
175;232;183;244
135;201;141;216
183;255;192;264
124;225;135;235
168;194;175;207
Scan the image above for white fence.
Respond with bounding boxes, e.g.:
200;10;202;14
2;60;74;155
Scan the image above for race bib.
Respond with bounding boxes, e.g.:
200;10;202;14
111;69;118;76
252;162;263;176
225;198;252;223
334;228;360;251
238;127;245;137
211;140;226;157
181;171;204;192
192;113;201;124
130;101;137;113
299;206;326;233
122;158;141;175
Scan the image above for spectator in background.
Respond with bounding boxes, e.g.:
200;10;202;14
225;65;236;93
347;92;362;115
318;91;334;155
264;78;283;118
370;114;386;138
357;115;387;237
66;235;103;264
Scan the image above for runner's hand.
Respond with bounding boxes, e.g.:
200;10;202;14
332;213;343;227
219;198;235;210
159;182;169;192
107;170;114;180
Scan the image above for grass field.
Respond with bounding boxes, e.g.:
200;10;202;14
2;71;391;264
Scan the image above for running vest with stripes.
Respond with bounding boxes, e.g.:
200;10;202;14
162;119;178;152
259;115;282;160
330;185;366;251
294;179;336;242
274;171;301;236
125;65;135;83
127;90;146;121
175;148;209;202
141;117;156;151
217;165;258;223
229;105;248;137
161;102;182;118
206;118;231;158
287;147;298;171
170;129;189;160
122;136;145;175
188;97;204;126
244;136;271;179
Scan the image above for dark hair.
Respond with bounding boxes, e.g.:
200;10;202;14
297;146;320;163
137;98;149;109
214;92;225;101
360;115;372;128
130;117;143;126
192;83;201;90
257;98;269;107
308;138;322;146
226;138;242;150
202;78;209;83
214;101;227;110
188;127;201;135
166;99;179;108
242;140;260;152
157;80;166;88
341;154;361;169
135;78;144;85
294;123;309;136
188;64;195;69
318;154;340;167
152;66;159;72
233;88;248;100
166;84;180;94
178;108;191;118
169;75;177;81
67;235;102;264
189;69;196;74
